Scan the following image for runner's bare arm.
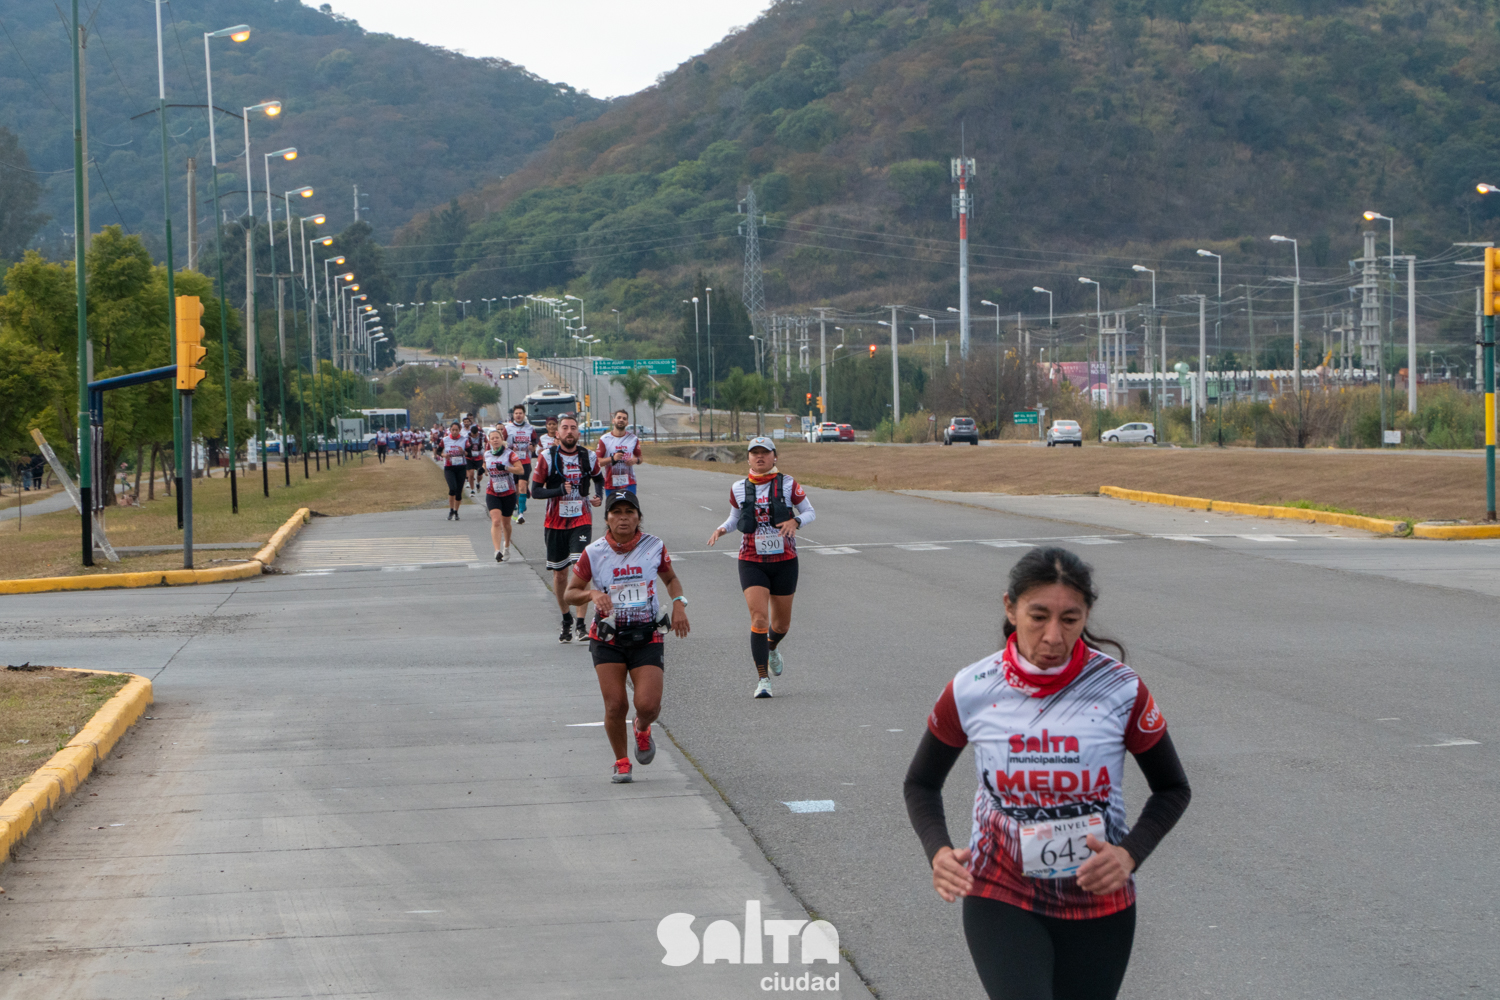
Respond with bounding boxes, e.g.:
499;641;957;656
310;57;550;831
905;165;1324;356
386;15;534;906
564;573;610;616
657;564;690;637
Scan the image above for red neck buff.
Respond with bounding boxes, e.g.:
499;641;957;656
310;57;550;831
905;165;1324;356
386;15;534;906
1001;633;1088;698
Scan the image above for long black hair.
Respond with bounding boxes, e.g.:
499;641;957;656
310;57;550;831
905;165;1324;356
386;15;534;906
1002;546;1124;659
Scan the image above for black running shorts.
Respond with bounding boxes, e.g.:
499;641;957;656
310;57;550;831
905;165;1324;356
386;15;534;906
738;557;799;596
544;524;593;570
443;465;466;497
589;639;664;671
485;492;517;517
519;463;532;489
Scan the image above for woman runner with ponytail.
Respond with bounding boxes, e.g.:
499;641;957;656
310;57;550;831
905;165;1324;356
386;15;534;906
903;547;1190;1000
706;436;815;699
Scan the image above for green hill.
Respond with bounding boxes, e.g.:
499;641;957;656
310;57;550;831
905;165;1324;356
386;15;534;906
0;0;603;260
391;0;1500;368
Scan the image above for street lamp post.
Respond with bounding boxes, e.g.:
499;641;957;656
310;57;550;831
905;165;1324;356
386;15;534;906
1197;249;1224;445
980;299;1002;433
1133;265;1159;435
1079;277;1103;421
240;100;281;384
282;187;313;477
1365;211;1400;432
204;23;252;516
1270;235;1303;443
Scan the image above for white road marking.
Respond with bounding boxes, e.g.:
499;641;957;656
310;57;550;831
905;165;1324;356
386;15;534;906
405;910;443;914
1161;535;1210;543
896;544;949;551
1070;538;1121;545
887;728;903;732
1238;535;1292;543
978;540;1033;548
810;547;860;555
783;800;836;813
1418;737;1481;747
566;722;605;727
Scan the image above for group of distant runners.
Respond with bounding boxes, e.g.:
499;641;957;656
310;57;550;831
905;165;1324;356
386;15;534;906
390;390;1189;999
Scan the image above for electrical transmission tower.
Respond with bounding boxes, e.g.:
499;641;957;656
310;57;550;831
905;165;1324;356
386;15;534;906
739;188;766;339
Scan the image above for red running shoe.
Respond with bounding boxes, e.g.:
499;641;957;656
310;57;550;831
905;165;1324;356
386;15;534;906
634;724;656;765
611;758;633;783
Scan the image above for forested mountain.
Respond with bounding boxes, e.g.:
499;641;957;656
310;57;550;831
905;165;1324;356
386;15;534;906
0;0;603;263
391;0;1500;360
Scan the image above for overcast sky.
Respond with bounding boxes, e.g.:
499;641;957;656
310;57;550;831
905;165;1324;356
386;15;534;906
323;0;775;98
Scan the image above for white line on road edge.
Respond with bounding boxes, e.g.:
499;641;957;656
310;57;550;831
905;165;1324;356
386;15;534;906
783;800;836;813
1418;737;1481;746
1238;535;1292;543
566;722;605;727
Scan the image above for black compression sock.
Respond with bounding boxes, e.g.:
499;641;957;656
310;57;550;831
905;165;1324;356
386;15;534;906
751;630;769;671
769;629;787;650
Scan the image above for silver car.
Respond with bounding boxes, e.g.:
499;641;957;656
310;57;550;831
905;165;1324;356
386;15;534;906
1099;421;1156;444
1046;420;1083;447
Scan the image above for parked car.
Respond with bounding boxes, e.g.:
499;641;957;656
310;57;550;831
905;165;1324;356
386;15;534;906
943;416;979;445
1099;421;1156;444
1046;420;1083;447
837;424;855;442
815;422;841;442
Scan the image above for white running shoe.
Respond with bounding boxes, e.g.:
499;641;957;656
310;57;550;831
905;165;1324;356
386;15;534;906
754;678;773;699
768;649;784;677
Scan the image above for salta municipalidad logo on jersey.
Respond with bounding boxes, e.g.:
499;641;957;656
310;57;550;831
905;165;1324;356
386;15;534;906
658;900;841;992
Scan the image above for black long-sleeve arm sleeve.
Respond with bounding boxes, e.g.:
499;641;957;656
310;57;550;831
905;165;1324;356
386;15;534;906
904;728;1191;870
903;729;966;865
1119;731;1191;868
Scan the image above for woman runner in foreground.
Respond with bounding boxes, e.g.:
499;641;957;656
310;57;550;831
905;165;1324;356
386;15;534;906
483;428;524;561
706;436;814;699
564;491;690;784
903;547;1190;1000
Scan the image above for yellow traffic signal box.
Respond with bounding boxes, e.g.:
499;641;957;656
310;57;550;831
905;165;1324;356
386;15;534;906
175;295;207;390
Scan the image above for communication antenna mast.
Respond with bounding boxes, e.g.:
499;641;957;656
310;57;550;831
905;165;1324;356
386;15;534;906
739;187;767;339
952;150;976;360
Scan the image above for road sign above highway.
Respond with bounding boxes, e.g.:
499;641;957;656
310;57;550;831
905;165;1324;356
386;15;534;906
1013;410;1039;425
592;358;677;375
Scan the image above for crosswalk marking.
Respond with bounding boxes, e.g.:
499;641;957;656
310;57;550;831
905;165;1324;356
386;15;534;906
810;546;860;555
1070;538;1121;545
978;540;1033;548
896;543;950;551
1161;535;1210;543
1238;534;1292;543
287;535;478;572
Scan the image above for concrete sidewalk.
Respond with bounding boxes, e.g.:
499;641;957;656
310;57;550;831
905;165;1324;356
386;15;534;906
0;506;849;999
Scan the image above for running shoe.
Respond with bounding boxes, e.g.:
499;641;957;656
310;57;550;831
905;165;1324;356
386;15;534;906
633;724;656;765
447;510;455;521
494;550;504;563
516;514;526;525
559;617;574;643
754;678;773;699
611;758;633;783
576;617;588;641
453;511;460;521
768;649;784;677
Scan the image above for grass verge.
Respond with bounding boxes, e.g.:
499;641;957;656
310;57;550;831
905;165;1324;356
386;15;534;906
0;453;445;580
0;668;131;798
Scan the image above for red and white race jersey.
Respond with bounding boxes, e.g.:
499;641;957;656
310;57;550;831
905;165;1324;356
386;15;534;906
596;431;642;489
439;435;468;467
531;447;599;529
926;635;1167;920
484;448;521;495
539;433;557;452
573;531;671;644
725;476;812;563
507;420;535;458
465;431;485;461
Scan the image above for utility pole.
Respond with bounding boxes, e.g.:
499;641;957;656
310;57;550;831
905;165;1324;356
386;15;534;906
1483;248;1497;520
1358;229;1381;390
353;183;361;223
186;158;198;270
951;152;975;360
1406;254;1417;413
817;308;828;424
78;22;90;249
889;304;901;423
72;0;93;566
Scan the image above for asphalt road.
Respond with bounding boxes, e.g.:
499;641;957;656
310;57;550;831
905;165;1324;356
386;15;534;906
1;464;1495;998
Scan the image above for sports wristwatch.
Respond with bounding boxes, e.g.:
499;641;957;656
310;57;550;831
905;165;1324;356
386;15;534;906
672;596;689;606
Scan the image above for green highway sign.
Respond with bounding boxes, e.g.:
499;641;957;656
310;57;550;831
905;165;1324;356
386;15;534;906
592;358;678;376
1013;410;1039;425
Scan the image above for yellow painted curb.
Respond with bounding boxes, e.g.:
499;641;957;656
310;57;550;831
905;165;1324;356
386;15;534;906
0;669;152;865
1412;522;1500;539
1099;485;1212;510
0;507;310;596
1100;486;1406;536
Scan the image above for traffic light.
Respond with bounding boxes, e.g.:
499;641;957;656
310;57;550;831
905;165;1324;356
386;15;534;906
817;395;824;413
868;344;877;358
806;392;813;406
584;394;591;408
175;295;207;390
1486;247;1500;316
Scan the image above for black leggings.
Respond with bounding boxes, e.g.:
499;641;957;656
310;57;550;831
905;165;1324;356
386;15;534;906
962;896;1134;1000
444;465;466;497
